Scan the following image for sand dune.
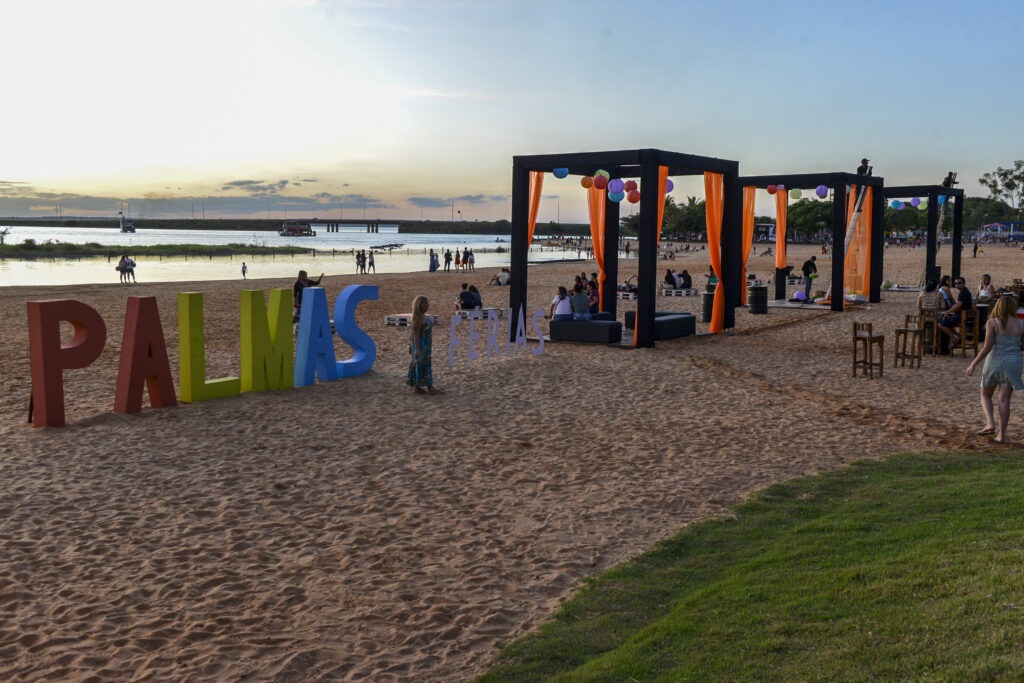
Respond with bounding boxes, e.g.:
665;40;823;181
1;243;1019;680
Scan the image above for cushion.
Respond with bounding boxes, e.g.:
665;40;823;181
549;319;622;343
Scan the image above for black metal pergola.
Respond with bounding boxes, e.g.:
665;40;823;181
738;172;885;310
883;185;965;284
510;148;741;347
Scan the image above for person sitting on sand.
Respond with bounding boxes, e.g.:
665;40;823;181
456;282;475;310
549;286;572;321
679;269;692;290
570;283;591;321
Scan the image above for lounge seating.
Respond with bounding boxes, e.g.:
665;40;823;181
624;310;696;339
549;318;622;343
659;288;699;297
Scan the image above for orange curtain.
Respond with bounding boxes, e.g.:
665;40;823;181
741;186;755;305
527;171;544;247
775;190;788;271
587;185;607;310
705;172;725;333
843;186;872;308
656;166;669;243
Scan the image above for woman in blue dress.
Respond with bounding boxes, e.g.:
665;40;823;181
408;295;441;394
967;293;1024;443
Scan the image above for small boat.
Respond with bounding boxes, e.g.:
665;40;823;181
280;219;316;236
118;211;135;233
370;243;403;251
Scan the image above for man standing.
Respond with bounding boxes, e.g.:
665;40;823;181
241;262;248;279
444;249;452;272
293;270;324;331
801;255;817;301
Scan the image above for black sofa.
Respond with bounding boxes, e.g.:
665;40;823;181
624;310;696;339
549;312;622;343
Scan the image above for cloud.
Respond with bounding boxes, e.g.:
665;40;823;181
220;179;290;195
408;196;450;208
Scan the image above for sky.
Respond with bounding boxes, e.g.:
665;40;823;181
1;0;1022;224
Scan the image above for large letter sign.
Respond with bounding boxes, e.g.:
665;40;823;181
114;296;177;414
178;292;241;403
332;285;379;378
240;289;294;392
27;300;107;428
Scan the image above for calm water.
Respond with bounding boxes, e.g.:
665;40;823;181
0;224;579;286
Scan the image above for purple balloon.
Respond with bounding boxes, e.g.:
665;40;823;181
910;197;920;207
815;185;828;199
608;178;624;194
665;179;675;193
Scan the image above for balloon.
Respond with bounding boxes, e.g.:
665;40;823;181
790;188;802;199
593;174;609;190
918;200;928;210
777;184;786;191
910;197;920;207
608;191;625;202
595;169;610;180
815;185;828;199
624;180;638;192
581;176;593;189
608;178;624;194
665;179;675;192
891;200;904;210
767;184;777;195
937;195;947;205
627;189;641;203
552;167;569;179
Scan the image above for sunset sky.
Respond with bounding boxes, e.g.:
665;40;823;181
1;0;1021;223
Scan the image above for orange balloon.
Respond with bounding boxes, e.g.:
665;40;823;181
581;176;594;189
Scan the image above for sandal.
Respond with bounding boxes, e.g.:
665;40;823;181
977;426;995;435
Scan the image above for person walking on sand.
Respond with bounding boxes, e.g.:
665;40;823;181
367;250;375;274
241;262;248;279
408;295;441;395
967;293;1024;443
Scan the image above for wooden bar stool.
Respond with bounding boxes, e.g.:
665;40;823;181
918;300;941;355
853;321;884;378
959;308;980;358
894;314;925;368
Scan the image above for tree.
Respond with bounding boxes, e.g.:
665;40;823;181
979;161;1024;215
786;198;834;242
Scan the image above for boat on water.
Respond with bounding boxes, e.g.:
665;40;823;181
118;211;135;233
370;243;404;251
280;219;316;237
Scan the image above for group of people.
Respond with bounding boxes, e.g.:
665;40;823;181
662;268;693;290
354;249;375;274
916;272;1024;443
549;272;600;321
436;248;475;273
116;255;137;283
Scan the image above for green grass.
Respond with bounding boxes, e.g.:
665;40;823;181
0;241;310;259
478;451;1024;682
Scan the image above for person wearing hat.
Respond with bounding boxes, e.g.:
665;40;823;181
857;158;872;176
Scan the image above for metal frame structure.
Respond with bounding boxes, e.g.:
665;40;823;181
883;185;965;283
510;149;741;347
738;172;885;310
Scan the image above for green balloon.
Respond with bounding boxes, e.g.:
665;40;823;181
918;200;928;210
789;188;802;199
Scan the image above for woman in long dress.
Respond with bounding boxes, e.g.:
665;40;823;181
966;294;1024;443
408;296;441;394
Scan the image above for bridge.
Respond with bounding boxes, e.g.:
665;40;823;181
310;218;398;233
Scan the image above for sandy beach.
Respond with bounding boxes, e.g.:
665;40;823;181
1;243;1020;681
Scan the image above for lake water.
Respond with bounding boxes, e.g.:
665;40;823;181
0;224;583;286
